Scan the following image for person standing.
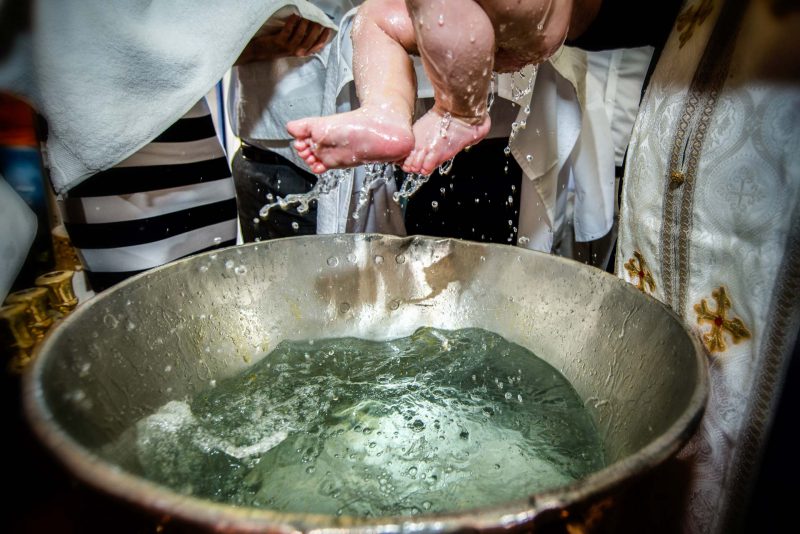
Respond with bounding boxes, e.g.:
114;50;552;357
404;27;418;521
568;0;800;531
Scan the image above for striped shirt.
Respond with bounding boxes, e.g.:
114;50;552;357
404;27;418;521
60;99;237;291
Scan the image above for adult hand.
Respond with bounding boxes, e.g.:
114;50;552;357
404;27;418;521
235;14;332;65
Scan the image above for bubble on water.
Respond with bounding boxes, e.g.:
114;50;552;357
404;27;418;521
234;265;247;275
225;259;235;270
199;265;209;273
338;302;351;314
347;253;358;263
395;254;406;264
126;321;136;331
164;365;172;373
389;299;401;311
327;256;339;267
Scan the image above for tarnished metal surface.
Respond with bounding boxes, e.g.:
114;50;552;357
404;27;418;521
23;234;707;532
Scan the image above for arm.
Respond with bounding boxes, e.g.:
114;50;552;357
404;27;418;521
235;14;332;65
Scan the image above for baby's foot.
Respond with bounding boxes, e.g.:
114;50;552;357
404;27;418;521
287;107;414;174
402;109;491;176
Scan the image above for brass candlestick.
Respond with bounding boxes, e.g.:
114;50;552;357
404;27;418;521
0;303;36;373
35;270;78;315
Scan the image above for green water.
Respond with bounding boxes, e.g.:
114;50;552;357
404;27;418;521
120;327;604;517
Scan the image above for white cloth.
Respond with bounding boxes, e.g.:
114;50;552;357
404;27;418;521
587;47;654;167
515;48;616;252
226;0;351;171
0;0;327;195
0;177;37;300
616;1;800;531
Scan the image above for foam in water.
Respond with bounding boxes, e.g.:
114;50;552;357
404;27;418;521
110;327;604;517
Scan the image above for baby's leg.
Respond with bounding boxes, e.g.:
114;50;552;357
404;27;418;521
402;0;493;176
287;0;417;174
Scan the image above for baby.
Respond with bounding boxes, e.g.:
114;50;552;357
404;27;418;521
287;0;575;176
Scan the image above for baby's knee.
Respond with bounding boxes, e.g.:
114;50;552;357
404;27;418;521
354;0;416;46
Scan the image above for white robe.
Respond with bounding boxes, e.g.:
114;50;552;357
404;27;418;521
616;0;800;531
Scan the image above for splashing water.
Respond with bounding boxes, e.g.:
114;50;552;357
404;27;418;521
106;327;605;517
352;163;396;220
259;169;350;220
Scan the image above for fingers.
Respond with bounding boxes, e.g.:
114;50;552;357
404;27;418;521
279;14;332;57
296;24;329;56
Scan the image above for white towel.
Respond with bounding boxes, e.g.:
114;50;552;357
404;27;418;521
0;177;37;300
0;0;332;194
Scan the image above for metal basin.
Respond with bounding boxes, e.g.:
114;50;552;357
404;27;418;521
23;234;707;532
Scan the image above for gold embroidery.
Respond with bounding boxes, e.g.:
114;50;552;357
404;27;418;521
623;251;656;294
694;286;752;353
677;0;715;48
670;170;685;188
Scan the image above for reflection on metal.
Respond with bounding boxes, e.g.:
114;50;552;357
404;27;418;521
24;234;708;532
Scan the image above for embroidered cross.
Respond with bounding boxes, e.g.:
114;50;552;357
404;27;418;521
676;0;715;48
623;251;656;294
693;286;751;353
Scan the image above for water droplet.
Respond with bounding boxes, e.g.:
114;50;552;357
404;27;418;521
199;265;209;273
389;299;400;310
234;265;247;275
431;200;439;210
346;253;357;263
338;302;351;314
252;218;259;225
395;254;406;264
291;221;300;231
212;237;222;245
126;321;136;331
305;465;316;474
225;259;234;269
526;154;533;162
327;256;339;267
374;255;384;265
164;365;172;373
